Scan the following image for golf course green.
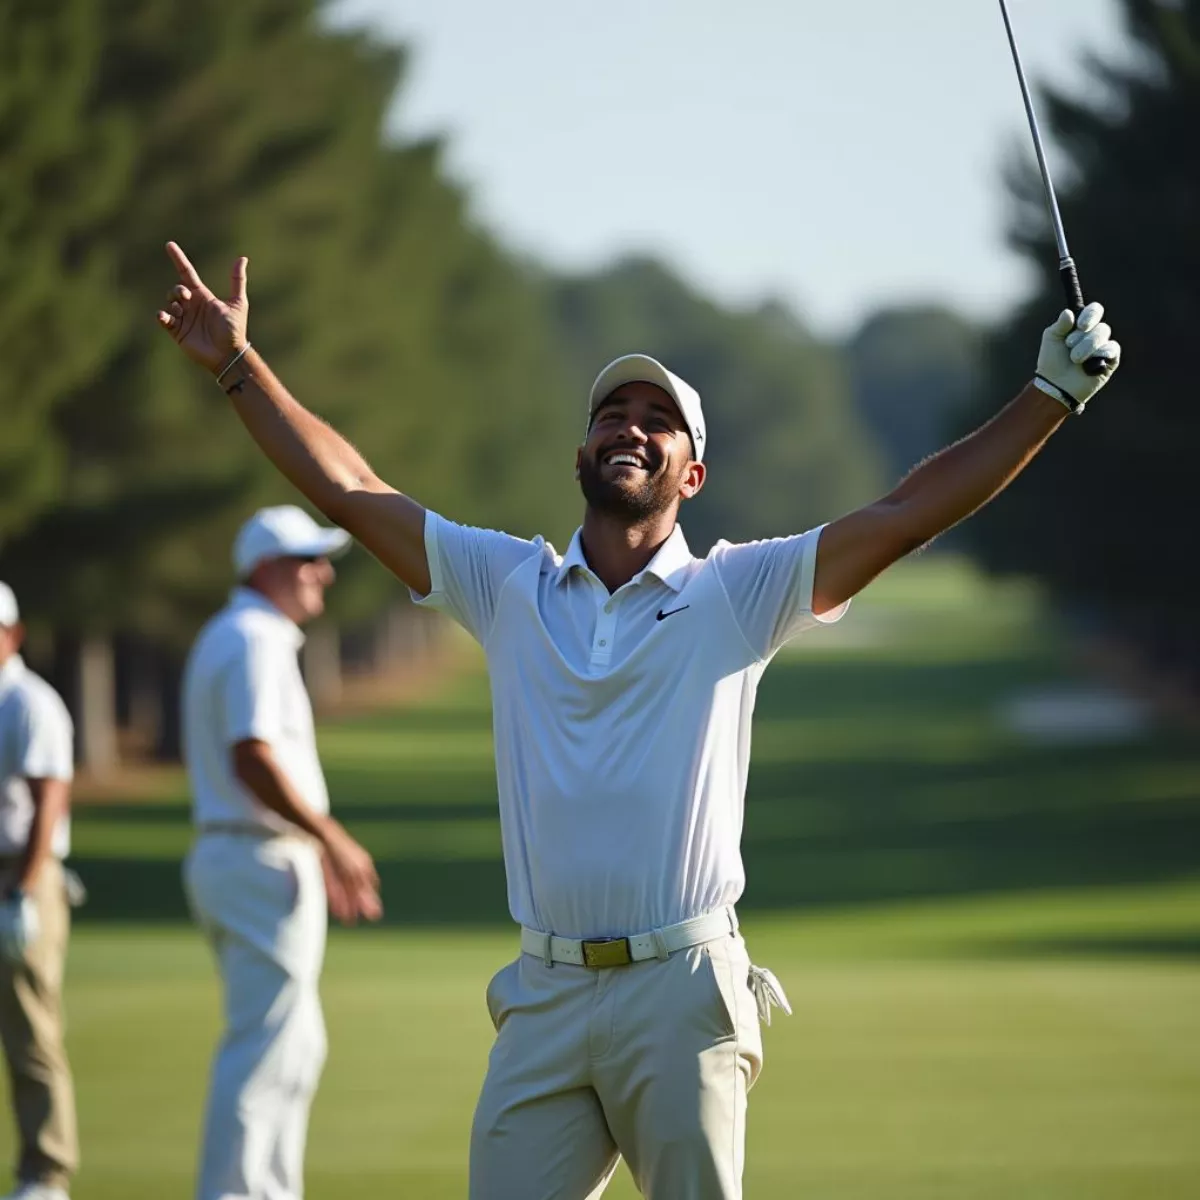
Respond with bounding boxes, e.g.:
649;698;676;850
8;559;1196;1199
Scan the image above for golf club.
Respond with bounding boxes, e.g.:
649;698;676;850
997;0;1113;376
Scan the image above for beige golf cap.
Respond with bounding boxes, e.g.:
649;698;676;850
233;505;352;578
0;582;17;627
588;354;707;462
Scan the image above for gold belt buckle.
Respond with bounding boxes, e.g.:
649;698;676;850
581;937;633;969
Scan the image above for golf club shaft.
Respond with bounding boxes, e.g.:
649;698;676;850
997;0;1108;374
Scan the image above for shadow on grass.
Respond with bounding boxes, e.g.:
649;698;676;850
69;651;1200;928
964;933;1200;961
70;857;512;924
76;799;500;825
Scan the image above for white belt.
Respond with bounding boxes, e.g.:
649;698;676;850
195;821;312;845
520;906;739;969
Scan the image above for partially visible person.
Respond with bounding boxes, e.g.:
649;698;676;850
0;583;78;1200
181;506;382;1200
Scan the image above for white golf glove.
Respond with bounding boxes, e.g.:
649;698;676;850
1034;302;1121;414
0;891;39;962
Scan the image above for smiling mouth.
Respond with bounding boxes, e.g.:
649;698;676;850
603;451;650;470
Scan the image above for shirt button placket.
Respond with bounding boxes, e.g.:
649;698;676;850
592;593;617;665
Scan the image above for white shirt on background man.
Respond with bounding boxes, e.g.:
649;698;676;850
0;655;74;860
182;588;330;833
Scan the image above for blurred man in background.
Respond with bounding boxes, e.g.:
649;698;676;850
0;583;78;1200
181;506;382;1200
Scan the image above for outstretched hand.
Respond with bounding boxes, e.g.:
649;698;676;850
156;242;249;375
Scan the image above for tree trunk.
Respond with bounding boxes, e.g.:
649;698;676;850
378;602;438;669
115;634;162;757
302;623;342;714
155;653;184;762
77;634;118;774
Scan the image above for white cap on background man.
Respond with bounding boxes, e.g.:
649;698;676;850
232;506;351;579
0;582;18;627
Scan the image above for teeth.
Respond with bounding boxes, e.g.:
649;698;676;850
607;454;643;467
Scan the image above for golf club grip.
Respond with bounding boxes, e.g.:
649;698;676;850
1059;261;1085;314
1058;261;1111;378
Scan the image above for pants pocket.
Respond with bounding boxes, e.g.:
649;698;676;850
484;959;519;1032
701;939;764;1086
697;944;739;1039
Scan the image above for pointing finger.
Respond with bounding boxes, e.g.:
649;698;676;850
231;256;248;306
165;241;203;288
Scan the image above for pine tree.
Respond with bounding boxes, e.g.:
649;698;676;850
963;0;1200;689
0;0;130;543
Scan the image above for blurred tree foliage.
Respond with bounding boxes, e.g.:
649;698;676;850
847;306;983;487
0;0;131;542
0;0;578;647
961;0;1200;691
547;257;884;550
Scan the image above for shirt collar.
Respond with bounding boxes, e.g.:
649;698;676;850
228;587;305;648
0;654;26;699
554;525;693;594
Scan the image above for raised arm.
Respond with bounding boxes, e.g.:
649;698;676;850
155;242;430;595
812;305;1121;614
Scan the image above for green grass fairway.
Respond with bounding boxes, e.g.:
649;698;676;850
35;915;1200;1199
4;559;1197;1197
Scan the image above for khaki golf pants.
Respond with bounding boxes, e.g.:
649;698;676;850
0;857;78;1192
470;931;764;1200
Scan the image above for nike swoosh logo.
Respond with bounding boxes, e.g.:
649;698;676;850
656;605;691;621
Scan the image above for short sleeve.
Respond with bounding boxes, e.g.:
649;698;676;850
711;525;849;661
413;510;542;644
18;687;74;782
220;632;289;747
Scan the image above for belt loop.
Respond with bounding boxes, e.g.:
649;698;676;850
650;927;670;961
726;906;739;936
542;932;555;968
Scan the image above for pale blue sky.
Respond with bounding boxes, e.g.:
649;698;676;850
330;0;1127;335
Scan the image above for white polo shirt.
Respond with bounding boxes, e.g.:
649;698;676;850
182;588;330;832
416;512;847;939
0;655;74;859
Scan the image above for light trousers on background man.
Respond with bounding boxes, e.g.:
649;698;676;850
184;833;328;1200
470;930;764;1200
0;858;78;1193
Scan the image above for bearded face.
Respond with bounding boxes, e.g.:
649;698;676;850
578;383;698;522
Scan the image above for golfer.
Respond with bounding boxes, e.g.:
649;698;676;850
181;506;382;1200
157;244;1120;1199
0;583;78;1200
